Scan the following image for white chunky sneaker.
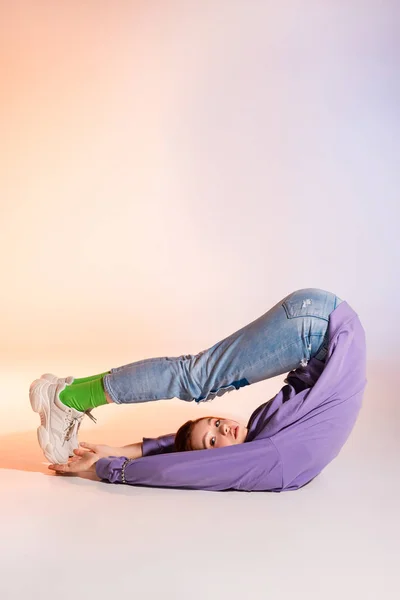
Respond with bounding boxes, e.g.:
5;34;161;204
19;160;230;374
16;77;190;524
38;374;97;458
29;378;97;464
41;372;75;386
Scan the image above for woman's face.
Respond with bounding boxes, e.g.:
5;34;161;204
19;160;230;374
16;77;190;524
190;417;248;450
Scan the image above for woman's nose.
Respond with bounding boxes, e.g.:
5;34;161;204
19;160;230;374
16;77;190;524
222;424;229;436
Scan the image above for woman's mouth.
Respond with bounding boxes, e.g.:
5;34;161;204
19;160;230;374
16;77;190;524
233;426;238;439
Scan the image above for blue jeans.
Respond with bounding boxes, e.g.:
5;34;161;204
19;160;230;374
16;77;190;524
103;288;343;404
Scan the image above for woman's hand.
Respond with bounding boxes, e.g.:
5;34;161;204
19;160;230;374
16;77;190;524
80;440;143;460
48;446;102;479
77;441;120;458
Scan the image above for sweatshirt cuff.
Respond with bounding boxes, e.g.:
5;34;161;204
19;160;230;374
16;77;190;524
142;437;162;457
142;433;176;456
95;456;129;483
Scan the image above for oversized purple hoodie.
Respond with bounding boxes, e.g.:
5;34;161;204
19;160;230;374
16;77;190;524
96;300;367;491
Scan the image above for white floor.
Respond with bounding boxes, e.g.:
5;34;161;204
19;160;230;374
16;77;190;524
1;362;399;600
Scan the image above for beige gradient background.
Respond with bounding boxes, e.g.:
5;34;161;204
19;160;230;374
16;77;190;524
1;1;399;599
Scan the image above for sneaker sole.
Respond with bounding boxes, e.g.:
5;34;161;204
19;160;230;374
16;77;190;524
40;374;77;457
29;379;70;464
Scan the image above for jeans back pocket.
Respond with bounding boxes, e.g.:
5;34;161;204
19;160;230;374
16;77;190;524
282;288;334;321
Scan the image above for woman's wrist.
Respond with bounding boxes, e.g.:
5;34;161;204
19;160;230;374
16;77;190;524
118;442;143;460
87;461;102;481
72;459;101;482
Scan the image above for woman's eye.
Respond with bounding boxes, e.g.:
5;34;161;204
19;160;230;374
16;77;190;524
209;421;220;447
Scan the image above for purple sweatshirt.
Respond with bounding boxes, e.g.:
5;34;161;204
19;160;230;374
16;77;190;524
96;301;367;491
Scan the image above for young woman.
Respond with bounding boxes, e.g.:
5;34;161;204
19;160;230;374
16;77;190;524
29;288;367;492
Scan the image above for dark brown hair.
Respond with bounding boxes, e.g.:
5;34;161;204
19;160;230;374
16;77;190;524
174;416;214;452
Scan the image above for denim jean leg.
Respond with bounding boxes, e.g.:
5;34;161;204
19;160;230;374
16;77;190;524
103;288;341;405
313;294;343;362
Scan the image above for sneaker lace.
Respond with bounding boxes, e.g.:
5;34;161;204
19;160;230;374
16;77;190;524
62;409;97;445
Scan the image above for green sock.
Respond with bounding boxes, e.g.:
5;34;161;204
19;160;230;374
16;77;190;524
71;371;110;385
59;377;108;412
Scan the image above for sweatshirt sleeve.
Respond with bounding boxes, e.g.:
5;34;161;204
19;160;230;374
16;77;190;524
95;438;282;492
284;358;324;392
285;305;367;400
142;433;176;456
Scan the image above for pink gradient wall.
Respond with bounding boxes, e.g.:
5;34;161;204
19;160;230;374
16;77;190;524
1;1;398;439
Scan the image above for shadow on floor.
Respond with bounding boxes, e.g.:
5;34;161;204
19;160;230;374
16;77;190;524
0;428;109;480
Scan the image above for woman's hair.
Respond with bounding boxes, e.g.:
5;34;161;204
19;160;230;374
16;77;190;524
174;416;212;452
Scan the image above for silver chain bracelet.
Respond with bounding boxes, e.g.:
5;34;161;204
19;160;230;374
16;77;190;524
121;458;131;484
